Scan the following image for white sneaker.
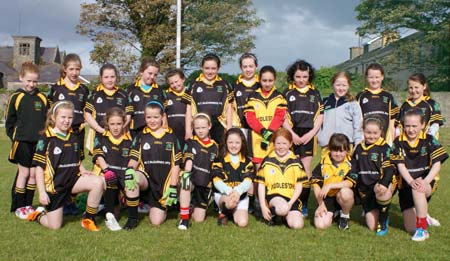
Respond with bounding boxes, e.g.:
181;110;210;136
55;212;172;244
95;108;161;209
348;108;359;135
25;206;35;215
105;212;122;231
426;214;441;227
411;228;429;242
15;207;28;220
138;203;150;214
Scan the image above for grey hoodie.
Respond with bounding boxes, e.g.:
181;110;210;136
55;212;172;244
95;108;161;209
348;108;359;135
317;94;363;147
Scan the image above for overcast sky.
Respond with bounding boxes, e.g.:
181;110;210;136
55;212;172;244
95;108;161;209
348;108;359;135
0;0;363;75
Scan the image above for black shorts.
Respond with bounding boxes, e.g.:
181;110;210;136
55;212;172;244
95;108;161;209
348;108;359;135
266;194;302;212
191;186;212;209
8;141;36;167
357;188;378;213
46;191;72;212
398;180;436;212
292;128;315;157
324;196;341;213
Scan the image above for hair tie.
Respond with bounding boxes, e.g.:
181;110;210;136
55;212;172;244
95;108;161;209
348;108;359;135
146;100;164;111
52;101;70;115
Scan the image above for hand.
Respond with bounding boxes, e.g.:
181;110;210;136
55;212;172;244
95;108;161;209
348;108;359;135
124;168;139;191
163;186;178;206
261;205;272;221
229;190;240;202
301;132;313;144
185;131;193;141
315;203;328;218
414;178;427;193
260;138;270;150
319;185;331;199
39;192;50;206
180;171;191;191
292;133;302;145
103;168;118;186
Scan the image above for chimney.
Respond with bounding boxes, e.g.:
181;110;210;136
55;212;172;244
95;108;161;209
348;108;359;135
349;47;363;60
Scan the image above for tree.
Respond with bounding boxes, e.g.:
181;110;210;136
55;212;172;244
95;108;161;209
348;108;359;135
355;0;450;90
77;0;262;75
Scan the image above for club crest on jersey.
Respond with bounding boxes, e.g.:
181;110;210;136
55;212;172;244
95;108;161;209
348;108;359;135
217;86;223;93
78;94;84;102
102;146;108;153
236;91;242;97
165;142;173;151
362;98;369;104
289;95;296;102
383;97;388;103
74;143;79;152
134;95;140;102
37;140;44;151
197;87;203;93
370;153;378;161
309;95;315;103
167;99;173;106
117;98;123;106
192;148;197;154
122;148;129;157
34;101;43;110
210;153;216;161
143;143;151;150
58;93;65;100
54;146;62;155
338;169;345;177
420;147;427;156
96;97;103;103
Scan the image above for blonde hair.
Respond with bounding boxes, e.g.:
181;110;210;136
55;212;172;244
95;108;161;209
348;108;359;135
20;61;39;78
45;101;74;129
60;53;82;79
192;113;212;128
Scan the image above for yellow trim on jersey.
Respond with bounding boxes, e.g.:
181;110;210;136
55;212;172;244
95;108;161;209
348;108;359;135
405;95;427;106
361;137;386;150
236;74;259;87
57;78;81;91
288;83;316;91
364;87;383;94
104;131;132;145
134;79;159;93
14;92;25;111
95;84;119;96
224;153;246;169
316;153;352;197
192;135;218;148
167;88;186;96
195;73;222;85
398;131;427;148
45;127;73;141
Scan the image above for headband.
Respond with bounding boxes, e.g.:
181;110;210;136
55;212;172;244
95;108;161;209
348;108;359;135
52;101;70;115
146;100;165;111
193;112;211;122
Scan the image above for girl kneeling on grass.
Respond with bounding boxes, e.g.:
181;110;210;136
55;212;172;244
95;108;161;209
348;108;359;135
350;117;396;236
390;109;448;241
92;107;133;231
311;133;355;230
211;128;255;227
124;101;181;229
27;101;104;231
177;113;218;230
256;128;307;229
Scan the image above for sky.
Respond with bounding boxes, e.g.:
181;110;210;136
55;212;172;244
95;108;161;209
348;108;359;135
0;0;363;75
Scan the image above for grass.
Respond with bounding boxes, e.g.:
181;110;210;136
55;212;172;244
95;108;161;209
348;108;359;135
1;128;450;260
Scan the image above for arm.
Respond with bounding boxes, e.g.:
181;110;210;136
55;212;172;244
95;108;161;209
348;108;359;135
258;182;272;221
319;180;353;199
84;112;105;134
301;114;323;144
5;95;17;140
35;166;50;205
226;103;233;130
423;162;441;184
283;117;302;145
170;165;180;186
185;104;193;140
95;156;109;171
288;182;303;207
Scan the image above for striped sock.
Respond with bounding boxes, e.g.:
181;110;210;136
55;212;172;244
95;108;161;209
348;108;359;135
25;184;36;206
126;196;139;220
84;205;98;220
180;207;190;220
15;187;26;208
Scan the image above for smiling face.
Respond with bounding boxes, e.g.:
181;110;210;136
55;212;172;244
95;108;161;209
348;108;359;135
333;76;350;99
145;107;163;131
201;60;219;81
240;57;257;80
167;73;185;93
260;71;275;92
363;122;382;144
140;65;159;86
330;149;348;164
64;62;81;84
20;72;39;92
403;114;425;142
193;117;211;140
107;115;125;138
53;108;74;134
408;79;426;101
274;136;291;158
100;68;117;90
366;69;384;90
293;69;309;88
226;133;242;156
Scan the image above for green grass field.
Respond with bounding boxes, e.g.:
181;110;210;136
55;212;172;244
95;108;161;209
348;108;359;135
1;127;450;260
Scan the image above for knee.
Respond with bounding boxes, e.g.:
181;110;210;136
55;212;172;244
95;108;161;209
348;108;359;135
48;223;62;230
92;177;104;191
235;218;248;228
289;220;304;229
276;204;290;216
339;188;354;201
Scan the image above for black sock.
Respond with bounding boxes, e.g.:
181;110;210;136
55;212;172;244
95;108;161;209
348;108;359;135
15;187;26;209
377;198;391;227
299;186;310;208
25;184;36;206
83;205;98;220
104;187;119;214
127;196;139;220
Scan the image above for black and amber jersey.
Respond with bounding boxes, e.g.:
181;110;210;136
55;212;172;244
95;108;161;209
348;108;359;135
129;127;182;195
256;151;308;199
284;84;323;129
311;153;354;197
398;96;444;129
84;84;133;127
188;74;233;122
92;131;132;177
350;137;394;190
165;89;191;143
127;80;166;130
244;88;287;129
356;88;399;136
32;128;81;194
5;88;47;142
390;132;448;180
183;136;218;187
233;75;260;128
48;78;89;126
212;153;254;194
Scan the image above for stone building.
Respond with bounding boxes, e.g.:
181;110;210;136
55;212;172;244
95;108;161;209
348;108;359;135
0;36;65;89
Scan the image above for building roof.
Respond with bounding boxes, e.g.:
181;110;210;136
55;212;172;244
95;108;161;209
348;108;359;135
40;47;58;64
38;64;61;83
0;46;13;63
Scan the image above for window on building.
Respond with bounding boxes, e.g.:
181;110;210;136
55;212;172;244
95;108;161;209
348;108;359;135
19;43;30;55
